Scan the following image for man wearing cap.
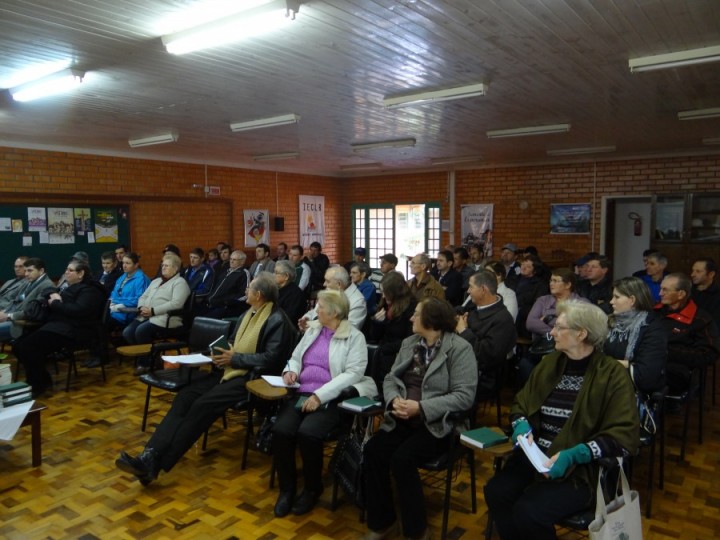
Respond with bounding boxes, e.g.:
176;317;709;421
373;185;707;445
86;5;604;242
344;247;367;273
500;243;520;289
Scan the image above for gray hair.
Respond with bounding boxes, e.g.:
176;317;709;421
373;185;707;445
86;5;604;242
232;250;247;263
470;269;498;295
327;265;350;288
414;253;431;268
162;252;182;271
557;299;609;349
250;272;279;303
351;261;371;279
317;289;349;320
648;252;668;267
275;259;296;281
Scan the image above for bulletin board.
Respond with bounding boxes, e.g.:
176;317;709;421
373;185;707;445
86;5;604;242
0;204;131;280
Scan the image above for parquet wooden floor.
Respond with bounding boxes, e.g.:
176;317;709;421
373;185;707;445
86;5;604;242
1;354;719;539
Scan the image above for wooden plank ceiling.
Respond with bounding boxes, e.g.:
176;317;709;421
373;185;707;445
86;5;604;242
0;0;719;177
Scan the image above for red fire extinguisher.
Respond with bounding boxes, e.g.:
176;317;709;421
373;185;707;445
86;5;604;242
629;212;642;236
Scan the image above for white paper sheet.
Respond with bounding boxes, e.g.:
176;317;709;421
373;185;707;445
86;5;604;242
161;354;212;365
0;400;35;441
261;375;300;388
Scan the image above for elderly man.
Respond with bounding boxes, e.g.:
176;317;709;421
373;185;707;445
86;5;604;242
0;257;56;341
407;253;445;302
274;260;307;324
249;243;276;277
576;255;613;314
116;273;296;486
196;250;250;319
0;256;29;311
299;265;366;330
656;273;720;396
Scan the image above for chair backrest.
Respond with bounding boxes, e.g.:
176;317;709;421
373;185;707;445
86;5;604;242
187;316;232;353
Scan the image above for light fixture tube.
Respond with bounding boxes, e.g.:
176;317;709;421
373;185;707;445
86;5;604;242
629;45;720;73
351;138;416;152
252;151;300;161
339;163;382;171
230;113;300;132
162;0;292;55
547;145;616;156
487;124;571;139
10;68;85;102
677;107;720;121
703;137;720;146
383;83;487;109
430;155;483;166
128;130;179;148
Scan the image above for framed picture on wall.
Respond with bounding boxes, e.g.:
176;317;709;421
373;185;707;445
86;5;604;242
550;203;591;234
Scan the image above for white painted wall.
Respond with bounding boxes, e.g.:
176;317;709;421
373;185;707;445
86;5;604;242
612;198;652;279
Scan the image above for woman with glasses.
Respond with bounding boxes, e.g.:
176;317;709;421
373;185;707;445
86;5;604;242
12;259;107;397
485;300;639;540
274;260;306;324
108;252;151;329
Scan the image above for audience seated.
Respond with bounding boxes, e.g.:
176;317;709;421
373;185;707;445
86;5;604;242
274;260;307;324
691;257;720;325
155;244;181;279
290;245;312;293
370;253;399;295
407;253;445;302
469;243;484;271
632;248;659;277
361;297;477;540
482;261;518;321
0;256;29;312
95;251;123;293
512;255;550;340
306;242;330;295
12;259;107;397
123;252;191;351
641;252;669;302
655;272;720;396
576;255;613;314
114;244;129;265
181;248;214;297
484;300;639;539
108;252;151;329
57;251;90;291
215;243;232;277
0;257;55;341
500;243;521;290
300;266;367;330
350;262;377;316
206;248;220;271
249;243;276;277
273;290;375;518
456;270;517;392
605;277;667;395
453;247;474;291
194;250;249;319
115;273;296;486
344;247;366;274
431;250;464;306
274;242;289;262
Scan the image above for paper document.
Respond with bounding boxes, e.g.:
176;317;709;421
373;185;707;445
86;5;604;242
162;354;212;365
0;400;35;441
518;435;551;473
261;375;300;388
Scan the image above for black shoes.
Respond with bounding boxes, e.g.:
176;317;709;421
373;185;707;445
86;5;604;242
291;489;322;515
274;490;295;518
115;448;160;486
84;357;107;368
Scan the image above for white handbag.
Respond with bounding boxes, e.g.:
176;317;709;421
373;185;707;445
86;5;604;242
588;458;643;540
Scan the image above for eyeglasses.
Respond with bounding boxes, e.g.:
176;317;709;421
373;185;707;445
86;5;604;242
65;268;77;273
552;323;573;331
230;258;243;262
549;278;565;284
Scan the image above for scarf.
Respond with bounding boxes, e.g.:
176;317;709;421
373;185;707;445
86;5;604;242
607;310;647;361
220;301;273;382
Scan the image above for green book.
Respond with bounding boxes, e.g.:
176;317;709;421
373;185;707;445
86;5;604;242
0;382;30;396
295;395;309;410
339;396;382;412
209;334;230;355
460;427;509;449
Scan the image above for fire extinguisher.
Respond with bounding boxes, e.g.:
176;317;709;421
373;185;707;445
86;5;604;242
629;212;642;236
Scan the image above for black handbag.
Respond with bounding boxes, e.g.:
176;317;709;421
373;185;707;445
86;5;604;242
329;417;367;509
23;298;50;323
254;414;276;455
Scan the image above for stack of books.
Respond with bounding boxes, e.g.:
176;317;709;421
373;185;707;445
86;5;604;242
1;382;33;408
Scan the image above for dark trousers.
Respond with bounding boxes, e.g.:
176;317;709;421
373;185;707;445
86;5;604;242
363;422;451;537
484;452;593;540
272;395;340;494
13;329;77;392
122;319;177;345
146;371;248;472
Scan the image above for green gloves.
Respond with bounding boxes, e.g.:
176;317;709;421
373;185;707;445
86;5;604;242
548;443;592;479
511;417;532;443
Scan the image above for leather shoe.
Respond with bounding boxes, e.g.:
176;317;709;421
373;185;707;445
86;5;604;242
115;448;159;485
273;490;295;518
291;489;322;515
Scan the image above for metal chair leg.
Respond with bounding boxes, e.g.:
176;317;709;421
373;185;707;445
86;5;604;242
141;385;152;432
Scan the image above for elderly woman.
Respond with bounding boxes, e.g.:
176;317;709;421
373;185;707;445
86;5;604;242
605;276;667;395
361;298;477;540
273;290;375;518
12;259;107;396
274;259;307;324
116;273;295;485
485;300;639;540
108;252;151;329
122;252;191;346
350;261;377;316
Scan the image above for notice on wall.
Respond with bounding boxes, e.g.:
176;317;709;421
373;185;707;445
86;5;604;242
28;207;46;232
48;207;75;244
244;209;269;247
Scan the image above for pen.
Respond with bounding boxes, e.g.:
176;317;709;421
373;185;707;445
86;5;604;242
514;429;532;449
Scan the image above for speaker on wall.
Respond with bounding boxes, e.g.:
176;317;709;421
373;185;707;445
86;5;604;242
274;216;285;231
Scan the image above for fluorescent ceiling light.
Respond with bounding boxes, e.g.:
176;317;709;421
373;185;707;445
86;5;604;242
703;137;720;146
230;113;300;132
383;83;487;109
128;130;179;148
487;124;571;139
677;107;720;121
547;145;616;156
9;68;85;102
340;163;382;171
352;138;416;152
161;0;294;55
252;151;300;161
629;45;720;73
430;155;483;166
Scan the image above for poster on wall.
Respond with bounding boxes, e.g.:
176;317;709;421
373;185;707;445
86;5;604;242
74;208;92;235
550;203;591;234
244;209;269;247
299;195;325;246
28;207;46;232
461;204;494;258
48;207;75;244
94;208;119;242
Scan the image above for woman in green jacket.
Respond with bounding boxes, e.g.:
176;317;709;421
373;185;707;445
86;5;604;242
485;299;639;540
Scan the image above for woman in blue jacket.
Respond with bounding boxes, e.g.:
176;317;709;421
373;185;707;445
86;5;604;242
108;252;151;328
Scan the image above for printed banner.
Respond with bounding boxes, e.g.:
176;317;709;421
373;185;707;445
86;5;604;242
94;208;119;243
74;208;92;235
48;207;75;244
550;203;591;234
299;195;325;246
461;204;494;258
244;209;269;247
28;207;47;232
